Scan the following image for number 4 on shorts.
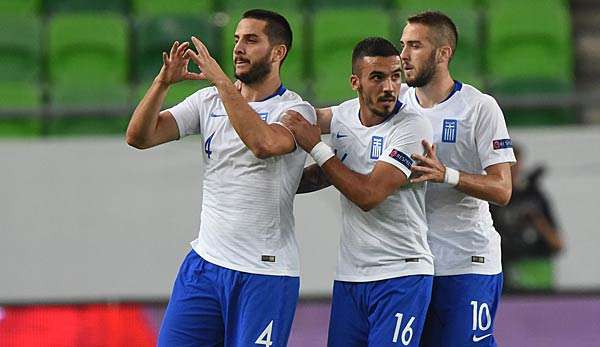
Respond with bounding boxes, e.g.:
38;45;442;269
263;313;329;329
255;320;274;346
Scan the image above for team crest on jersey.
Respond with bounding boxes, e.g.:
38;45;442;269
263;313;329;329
389;149;413;170
442;119;458;143
370;136;384;159
493;138;512;150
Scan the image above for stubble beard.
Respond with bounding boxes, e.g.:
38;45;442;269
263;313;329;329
360;87;396;118
234;53;272;85
406;50;437;88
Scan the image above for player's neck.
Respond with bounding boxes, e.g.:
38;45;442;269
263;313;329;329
359;109;385;127
415;73;455;108
240;73;282;102
358;98;389;127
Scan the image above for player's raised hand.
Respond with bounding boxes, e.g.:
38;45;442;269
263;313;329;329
156;41;204;85
410;140;446;183
281;111;322;152
186;36;229;85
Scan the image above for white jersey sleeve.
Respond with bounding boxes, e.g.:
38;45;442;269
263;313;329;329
475;95;516;169
166;88;210;138
272;101;317;129
378;115;433;179
328;99;434;282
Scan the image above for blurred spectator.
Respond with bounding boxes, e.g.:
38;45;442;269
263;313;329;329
490;144;564;291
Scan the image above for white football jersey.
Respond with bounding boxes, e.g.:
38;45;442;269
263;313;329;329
167;85;316;277
400;82;516;276
330;98;434;282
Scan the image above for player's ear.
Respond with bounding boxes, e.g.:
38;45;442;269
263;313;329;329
350;74;360;91
272;44;287;65
437;45;452;64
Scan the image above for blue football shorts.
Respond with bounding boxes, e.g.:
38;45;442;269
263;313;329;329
158;250;300;347
328;275;433;347
420;273;503;347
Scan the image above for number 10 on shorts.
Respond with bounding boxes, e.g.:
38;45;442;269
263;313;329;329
392;313;415;345
470;301;492;331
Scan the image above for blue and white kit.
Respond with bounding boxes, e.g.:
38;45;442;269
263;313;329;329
158;85;316;346
327;98;434;346
401;81;516;346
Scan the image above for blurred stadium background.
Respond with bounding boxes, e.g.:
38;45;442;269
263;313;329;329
1;0;599;346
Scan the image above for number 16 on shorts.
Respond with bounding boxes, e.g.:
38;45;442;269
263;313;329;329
393;313;416;345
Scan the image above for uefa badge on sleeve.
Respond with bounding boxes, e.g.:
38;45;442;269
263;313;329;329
492;139;512;150
389;149;413;170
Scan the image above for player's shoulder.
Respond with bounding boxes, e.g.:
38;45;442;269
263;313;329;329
395;99;427;122
195;85;219;97
327;98;359;131
273;88;316;122
187;85;220;103
456;84;508;132
280;88;309;104
396;104;432;134
278;88;315;109
280;87;303;100
457;83;500;110
399;83;411;97
331;98;359;118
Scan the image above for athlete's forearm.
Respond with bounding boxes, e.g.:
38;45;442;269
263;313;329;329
454;170;512;206
320;158;384;211
126;79;171;148
214;79;288;159
297;164;331;194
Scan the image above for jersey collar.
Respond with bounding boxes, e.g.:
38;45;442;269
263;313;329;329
258;84;286;102
357;100;404;126
443;80;463;102
391;99;404;115
414;80;462;105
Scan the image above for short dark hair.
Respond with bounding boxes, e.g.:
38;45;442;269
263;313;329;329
407;11;458;60
351;37;400;74
242;9;293;64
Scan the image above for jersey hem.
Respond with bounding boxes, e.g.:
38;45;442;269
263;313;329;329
191;244;300;277
481;157;516;170
433;267;502;276
335;265;434;282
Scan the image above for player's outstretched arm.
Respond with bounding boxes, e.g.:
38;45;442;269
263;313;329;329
297;164;331;194
283;113;407;211
186;37;296;159
411;140;512;206
126;41;203;149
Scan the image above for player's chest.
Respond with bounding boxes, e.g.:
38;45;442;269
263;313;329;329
332;124;392;173
428;112;476;156
200;105;278;160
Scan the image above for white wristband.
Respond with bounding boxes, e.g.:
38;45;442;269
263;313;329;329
310;142;335;166
444;167;460;186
